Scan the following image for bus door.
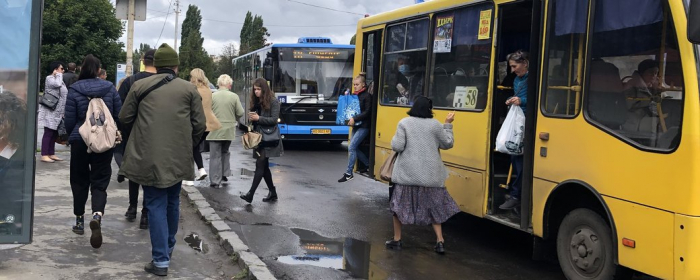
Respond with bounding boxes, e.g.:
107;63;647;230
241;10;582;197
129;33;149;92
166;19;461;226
359;29;383;178
487;0;538;227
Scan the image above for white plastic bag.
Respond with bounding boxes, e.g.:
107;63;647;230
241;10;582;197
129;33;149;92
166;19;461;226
495;105;525;155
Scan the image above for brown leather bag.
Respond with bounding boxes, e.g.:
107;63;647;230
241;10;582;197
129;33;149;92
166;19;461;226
379;151;398;181
242;131;262;150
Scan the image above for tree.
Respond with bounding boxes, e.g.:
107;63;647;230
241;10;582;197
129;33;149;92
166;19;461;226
132;43;152;72
350;34;357;45
41;0;124;84
178;4;213;80
212;43;238;81
239;12;270;55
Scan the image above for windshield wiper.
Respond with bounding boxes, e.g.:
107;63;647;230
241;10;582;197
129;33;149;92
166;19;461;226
283;96;317;113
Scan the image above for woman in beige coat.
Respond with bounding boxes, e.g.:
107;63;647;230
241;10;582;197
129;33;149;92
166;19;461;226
183;68;221;186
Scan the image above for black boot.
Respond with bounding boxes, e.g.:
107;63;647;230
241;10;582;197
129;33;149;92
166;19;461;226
239;192;254;204
139;210;149;229
262;186;278;202
72;215;84;235
90;213;103;249
125;206;137;221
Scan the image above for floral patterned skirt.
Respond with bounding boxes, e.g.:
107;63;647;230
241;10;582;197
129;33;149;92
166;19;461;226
390;184;460;226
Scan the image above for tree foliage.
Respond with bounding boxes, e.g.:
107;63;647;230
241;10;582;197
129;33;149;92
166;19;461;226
132;43;152;72
178;4;213;80
239;12;270;55
350;34;357;45
41;0;124;83
211;43;238;82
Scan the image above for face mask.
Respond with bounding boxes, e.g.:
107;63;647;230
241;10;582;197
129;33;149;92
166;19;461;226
398;65;410;75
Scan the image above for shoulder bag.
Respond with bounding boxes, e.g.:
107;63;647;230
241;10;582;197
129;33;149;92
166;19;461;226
379;151;398;182
258;124;280;148
39;91;60;110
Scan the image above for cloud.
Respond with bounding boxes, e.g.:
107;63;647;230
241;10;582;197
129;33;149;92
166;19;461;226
115;0;414;56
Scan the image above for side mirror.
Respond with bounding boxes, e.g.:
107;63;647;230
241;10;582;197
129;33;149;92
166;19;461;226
689;0;700;43
263;65;273;81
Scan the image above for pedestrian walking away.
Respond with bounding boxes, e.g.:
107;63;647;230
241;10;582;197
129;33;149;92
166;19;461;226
118;43;206;276
207;74;244;188
338;73;372;183
239;78;283;204
182;68;221;186
115;48;157;228
64;54;122;249
385;96;459;255
37;61;68;163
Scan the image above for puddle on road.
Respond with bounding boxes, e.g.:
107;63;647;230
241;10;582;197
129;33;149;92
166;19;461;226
184;233;209;254
276;228;372;279
240;168;255;176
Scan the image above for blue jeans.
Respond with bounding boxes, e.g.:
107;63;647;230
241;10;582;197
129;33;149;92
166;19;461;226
143;183;181;268
510;155;524;199
347;127;370;174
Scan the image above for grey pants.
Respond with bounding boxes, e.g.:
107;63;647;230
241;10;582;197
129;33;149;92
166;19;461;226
209;141;232;185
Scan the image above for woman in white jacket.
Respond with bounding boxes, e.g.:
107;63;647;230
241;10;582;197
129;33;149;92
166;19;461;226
386;96;459;255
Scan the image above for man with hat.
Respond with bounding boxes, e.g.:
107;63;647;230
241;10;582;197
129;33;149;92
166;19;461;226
115;48;157;230
118;43;206;276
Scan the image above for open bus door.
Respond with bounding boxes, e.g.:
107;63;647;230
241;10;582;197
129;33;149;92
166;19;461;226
357;29;383;179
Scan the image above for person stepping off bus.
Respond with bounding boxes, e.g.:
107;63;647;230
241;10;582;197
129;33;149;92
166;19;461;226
338;73;372;183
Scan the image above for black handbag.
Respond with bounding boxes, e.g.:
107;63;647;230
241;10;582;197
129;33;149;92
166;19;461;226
56;119;68;144
257;124;280;147
39;92;59;110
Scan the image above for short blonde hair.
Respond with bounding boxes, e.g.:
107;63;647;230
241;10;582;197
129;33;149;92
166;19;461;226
189;68;210;87
217;74;233;88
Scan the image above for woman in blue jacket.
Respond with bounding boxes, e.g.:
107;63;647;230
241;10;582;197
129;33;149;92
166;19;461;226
64;54;122;249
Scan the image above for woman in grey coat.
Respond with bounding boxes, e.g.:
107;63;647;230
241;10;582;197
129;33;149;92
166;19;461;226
239;78;283;204
386;96;459;254
37;61;68;163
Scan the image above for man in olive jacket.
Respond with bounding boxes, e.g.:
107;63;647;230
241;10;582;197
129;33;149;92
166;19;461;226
118;43;206;276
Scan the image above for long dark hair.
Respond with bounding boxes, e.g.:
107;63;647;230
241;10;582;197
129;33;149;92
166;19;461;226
251;78;274;110
0;92;26;149
407;96;433;118
78;54;101;80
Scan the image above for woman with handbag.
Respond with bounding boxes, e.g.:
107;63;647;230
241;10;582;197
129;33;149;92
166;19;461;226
385;96;458;255
239;78;283;203
37;61;68;163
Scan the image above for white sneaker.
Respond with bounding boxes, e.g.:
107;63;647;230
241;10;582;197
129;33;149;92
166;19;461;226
196;168;208;181
182;180;195;186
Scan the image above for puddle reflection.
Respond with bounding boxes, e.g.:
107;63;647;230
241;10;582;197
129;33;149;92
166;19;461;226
276;228;371;279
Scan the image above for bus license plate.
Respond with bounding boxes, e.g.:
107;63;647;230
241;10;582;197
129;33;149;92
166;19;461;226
312;129;331;134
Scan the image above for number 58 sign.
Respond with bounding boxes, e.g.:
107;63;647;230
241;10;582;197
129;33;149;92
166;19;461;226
453;86;478;109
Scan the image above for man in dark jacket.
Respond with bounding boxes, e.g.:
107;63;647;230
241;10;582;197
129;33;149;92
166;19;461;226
114;49;156;228
119;43;206;276
339;74;372;182
62;63;78;88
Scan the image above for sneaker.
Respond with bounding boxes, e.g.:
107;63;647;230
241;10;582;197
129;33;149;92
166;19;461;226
125;206;137;221
72;215;84;235
90;213;103;248
338;173;353;183
499;197;520;210
144;261;168;276
196;168;208;181
182;180;195;186
356;168;369;174
385;239;402;250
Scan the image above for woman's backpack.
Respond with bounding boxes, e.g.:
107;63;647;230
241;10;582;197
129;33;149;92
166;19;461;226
78;97;117;153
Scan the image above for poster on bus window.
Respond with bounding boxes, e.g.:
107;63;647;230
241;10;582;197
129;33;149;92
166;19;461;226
0;0;37;244
433;14;454;53
478;9;493;40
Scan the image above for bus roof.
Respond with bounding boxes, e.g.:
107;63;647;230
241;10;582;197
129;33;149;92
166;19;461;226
270;43;355;49
358;0;485;28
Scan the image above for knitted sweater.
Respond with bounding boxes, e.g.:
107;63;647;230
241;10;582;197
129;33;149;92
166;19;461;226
391;117;454;188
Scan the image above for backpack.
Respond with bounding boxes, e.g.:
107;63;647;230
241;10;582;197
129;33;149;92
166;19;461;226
79;97;117;153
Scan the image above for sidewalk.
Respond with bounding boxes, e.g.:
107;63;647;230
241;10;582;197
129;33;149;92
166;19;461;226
0;148;242;279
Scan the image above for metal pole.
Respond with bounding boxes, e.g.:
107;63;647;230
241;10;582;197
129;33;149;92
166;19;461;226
125;0;135;76
174;0;180;50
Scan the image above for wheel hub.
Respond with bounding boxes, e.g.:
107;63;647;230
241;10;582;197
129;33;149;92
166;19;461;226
569;228;604;274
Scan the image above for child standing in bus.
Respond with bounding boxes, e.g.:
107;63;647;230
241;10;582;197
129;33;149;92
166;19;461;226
338;73;372;182
499;50;529;211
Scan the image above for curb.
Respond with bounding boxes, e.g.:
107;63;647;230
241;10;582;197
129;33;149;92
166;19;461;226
181;185;277;280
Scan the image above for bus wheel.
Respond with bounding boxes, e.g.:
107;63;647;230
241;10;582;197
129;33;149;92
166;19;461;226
556;208;616;280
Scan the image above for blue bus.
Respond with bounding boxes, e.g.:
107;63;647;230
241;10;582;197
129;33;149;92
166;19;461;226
232;37;355;143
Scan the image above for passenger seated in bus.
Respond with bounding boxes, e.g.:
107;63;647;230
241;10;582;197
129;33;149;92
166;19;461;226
623;59;660;132
499;50;529;211
396;56;424;105
383;61;408;104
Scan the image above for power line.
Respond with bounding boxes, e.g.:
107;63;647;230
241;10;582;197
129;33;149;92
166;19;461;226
201;18;355;28
286;0;365;16
155;0;174;48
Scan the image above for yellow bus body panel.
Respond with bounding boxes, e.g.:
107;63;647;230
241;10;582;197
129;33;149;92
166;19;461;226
674;214;700;279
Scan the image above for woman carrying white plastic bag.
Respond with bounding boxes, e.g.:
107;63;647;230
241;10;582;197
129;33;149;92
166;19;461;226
495;105;525;155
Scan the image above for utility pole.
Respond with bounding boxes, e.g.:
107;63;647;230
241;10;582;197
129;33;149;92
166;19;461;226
125;0;135;76
174;0;180;50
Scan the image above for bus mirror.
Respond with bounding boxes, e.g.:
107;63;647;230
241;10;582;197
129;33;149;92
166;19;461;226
688;0;700;43
263;65;273;81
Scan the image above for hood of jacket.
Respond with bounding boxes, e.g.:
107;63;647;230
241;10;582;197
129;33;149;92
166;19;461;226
70;78;114;98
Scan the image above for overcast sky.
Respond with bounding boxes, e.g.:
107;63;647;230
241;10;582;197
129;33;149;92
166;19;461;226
113;0;417;56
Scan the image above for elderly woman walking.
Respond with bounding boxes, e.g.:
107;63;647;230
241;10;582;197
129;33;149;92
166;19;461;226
37;61;68;163
385;96;459;255
207;74;244;188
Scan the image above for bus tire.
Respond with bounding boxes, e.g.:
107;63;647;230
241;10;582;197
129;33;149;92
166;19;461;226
556;208;619;280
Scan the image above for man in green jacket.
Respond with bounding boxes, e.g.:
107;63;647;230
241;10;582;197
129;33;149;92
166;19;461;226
118;43;206;276
207;74;244;188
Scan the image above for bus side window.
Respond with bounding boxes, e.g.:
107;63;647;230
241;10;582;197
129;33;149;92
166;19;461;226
585;0;683;150
381;19;430;106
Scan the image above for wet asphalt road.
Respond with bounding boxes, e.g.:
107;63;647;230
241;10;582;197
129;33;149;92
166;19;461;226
195;140;571;280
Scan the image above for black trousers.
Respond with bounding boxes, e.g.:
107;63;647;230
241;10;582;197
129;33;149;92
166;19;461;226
129;180;146;212
249;157;273;194
193;132;209;169
70;141;113;216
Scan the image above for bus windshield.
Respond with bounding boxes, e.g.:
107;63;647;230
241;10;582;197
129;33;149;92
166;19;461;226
274;48;354;101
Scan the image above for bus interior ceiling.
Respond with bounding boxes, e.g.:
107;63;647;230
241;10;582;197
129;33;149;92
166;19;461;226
488;1;533;217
